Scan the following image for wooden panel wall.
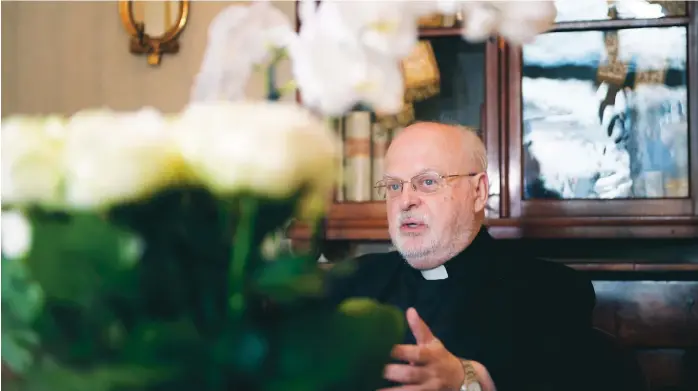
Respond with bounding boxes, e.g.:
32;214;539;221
588;278;698;391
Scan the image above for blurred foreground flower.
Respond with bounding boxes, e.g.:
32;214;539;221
1;115;66;208
1;102;339;219
173;101;340;219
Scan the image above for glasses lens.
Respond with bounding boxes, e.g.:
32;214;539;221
383;181;403;198
413;173;443;193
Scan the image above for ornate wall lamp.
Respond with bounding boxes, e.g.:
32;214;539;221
119;0;190;65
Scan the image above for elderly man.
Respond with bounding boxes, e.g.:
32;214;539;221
328;122;597;391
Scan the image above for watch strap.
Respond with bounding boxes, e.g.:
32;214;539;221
459;360;482;391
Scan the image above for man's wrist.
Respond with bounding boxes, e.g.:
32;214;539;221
459;359;482;391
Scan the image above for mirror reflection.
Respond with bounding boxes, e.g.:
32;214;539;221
131;0;182;38
521;26;689;200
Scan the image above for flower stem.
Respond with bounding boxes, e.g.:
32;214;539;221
229;196;257;315
265;48;289;101
266;64;280;101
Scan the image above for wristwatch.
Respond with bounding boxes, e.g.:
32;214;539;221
459;360;482;391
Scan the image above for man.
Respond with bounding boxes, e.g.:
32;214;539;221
328;122;598;391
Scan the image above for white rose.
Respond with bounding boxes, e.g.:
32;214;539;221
62;108;185;209
1;210;32;260
1;115;67;208
172;101;340;219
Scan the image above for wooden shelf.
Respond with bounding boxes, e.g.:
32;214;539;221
288;203;698;241
314;260;698;273
418;27;462;38
550;15;691;32
569;263;698;272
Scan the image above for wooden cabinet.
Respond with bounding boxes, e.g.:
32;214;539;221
290;1;698;241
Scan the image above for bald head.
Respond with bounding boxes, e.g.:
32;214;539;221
383;121;490;270
386;122;487;176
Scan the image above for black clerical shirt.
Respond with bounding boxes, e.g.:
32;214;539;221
327;227;599;391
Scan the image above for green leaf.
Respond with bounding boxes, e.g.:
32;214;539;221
1;255;44;374
11;358;170;391
24;211;140;306
251;255;325;303
1;329;39;374
266;299;406;391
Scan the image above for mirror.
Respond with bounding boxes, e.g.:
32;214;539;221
119;0;189;66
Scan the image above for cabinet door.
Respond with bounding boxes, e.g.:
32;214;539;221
410;35;502;219
503;0;697;236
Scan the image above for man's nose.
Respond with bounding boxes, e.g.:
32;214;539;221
399;184;421;211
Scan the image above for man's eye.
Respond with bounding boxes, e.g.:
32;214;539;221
388;183;401;191
421;178;437;187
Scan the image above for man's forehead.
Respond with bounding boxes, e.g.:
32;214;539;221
385;142;467;177
383;168;441;180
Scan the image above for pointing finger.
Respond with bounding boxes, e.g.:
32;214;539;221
406;307;435;344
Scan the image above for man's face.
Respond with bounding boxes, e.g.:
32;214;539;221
383;127;484;269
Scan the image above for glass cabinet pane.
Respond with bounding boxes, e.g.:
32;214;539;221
411;37;498;216
554;0;686;23
413;36;486;136
521;26;689;200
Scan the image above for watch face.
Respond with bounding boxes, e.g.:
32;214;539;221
467;383;482;391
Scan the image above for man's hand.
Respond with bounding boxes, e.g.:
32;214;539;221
380;308;464;391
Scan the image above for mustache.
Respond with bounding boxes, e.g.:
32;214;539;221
397;213;428;225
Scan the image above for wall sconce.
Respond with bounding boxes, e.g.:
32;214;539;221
119;0;190;65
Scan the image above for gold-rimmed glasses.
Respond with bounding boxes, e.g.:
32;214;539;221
374;172;479;199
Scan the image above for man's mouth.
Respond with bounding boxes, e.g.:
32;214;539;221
400;220;426;230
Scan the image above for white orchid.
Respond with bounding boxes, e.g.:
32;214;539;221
287;0;408;116
312;0;421;59
459;2;500;42
191;0;558;117
288;22;405;116
191;0;294;102
458;1;558;44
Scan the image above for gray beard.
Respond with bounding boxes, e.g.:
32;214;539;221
393;228;474;270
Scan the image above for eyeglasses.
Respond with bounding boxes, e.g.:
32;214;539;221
374;172;479;199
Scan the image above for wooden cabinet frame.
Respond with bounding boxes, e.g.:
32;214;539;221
502;2;698;238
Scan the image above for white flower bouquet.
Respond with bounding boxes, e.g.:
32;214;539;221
1;1;556;390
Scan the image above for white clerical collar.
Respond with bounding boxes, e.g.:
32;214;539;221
420;265;449;280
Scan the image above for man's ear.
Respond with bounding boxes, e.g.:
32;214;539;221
473;173;489;214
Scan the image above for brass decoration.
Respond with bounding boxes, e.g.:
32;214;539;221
374;103;416;131
597;31;629;85
119;1;190;66
635;67;667;87
374;40;441;131
402;40;441;103
418;13;444;28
